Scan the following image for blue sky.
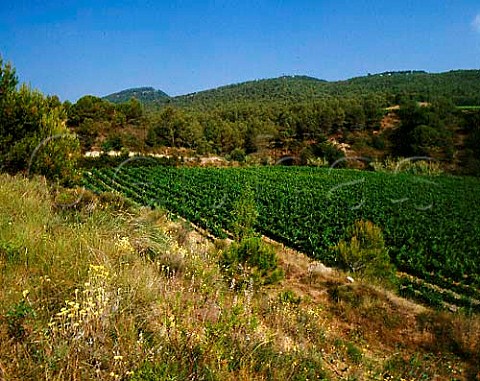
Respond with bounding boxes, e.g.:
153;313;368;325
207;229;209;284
1;0;480;101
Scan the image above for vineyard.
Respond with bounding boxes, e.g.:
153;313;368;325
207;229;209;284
83;165;480;311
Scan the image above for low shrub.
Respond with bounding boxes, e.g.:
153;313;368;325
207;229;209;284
227;148;246;163
333;220;396;286
220;237;284;289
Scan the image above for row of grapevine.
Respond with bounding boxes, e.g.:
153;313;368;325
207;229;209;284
83;165;480;308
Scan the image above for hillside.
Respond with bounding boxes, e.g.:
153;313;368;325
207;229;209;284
171;75;329;108
105;70;480;109
170;70;480;109
343;70;480;105
103;86;170;104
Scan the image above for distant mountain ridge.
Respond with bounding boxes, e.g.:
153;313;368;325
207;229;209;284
103;87;170;104
103;69;480;107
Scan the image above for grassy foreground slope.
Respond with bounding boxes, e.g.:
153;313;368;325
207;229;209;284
1;175;479;380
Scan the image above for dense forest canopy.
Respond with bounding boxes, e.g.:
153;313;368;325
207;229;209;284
103;87;170;104
104;70;480;109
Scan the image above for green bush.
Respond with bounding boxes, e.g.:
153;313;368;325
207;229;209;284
370;157;444;175
5;300;35;341
279;289;302;305
333;220;396;285
346;341;363;364
0;240;21;265
228;147;246;162
101;133;123;152
312;141;346;166
220;237;284;288
229;187;258;241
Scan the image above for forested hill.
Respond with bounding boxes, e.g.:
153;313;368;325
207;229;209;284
343;70;480;106
170;70;480;108
171;75;329;108
105;70;480;109
103;87;170;104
